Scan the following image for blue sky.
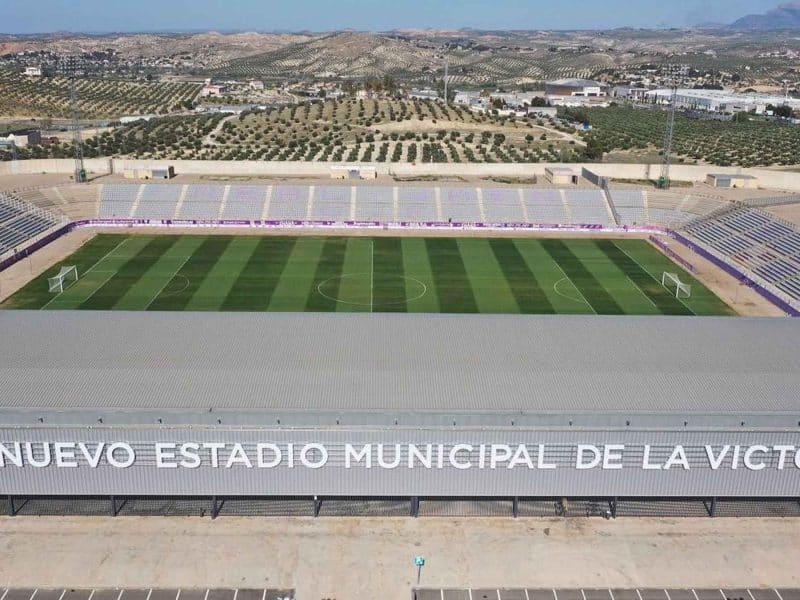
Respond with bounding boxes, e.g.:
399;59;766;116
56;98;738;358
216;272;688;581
0;0;779;34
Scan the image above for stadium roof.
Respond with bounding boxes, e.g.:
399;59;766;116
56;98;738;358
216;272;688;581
1;312;798;428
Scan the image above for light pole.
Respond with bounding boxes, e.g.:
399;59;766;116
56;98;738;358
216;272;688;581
414;555;425;585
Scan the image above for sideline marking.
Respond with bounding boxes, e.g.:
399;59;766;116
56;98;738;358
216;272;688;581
369;239;374;313
612;241;696;315
40;237;131;309
46;270;119;309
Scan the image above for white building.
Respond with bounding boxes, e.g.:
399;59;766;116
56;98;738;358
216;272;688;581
119;115;158;124
490;91;547;108
528;107;558;118
644;89;800;115
0;134;31;148
194;104;266;115
545;79;605;98
409;88;440;101
200;84;225;98
23;66;42;77
453;90;481;106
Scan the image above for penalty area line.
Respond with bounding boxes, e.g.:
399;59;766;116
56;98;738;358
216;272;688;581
40;237;131;310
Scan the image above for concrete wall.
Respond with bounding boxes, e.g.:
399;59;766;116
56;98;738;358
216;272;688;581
3;159;800;192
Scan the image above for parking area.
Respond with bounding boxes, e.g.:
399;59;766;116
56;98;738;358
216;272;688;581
0;590;294;600
413;591;800;600
1;517;799;600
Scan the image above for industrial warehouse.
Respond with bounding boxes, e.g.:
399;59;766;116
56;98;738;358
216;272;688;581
1;311;799;518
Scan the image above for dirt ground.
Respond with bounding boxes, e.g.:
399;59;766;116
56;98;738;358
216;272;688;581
0;228;95;302
648;235;785;317
0;516;798;598
766;203;800;227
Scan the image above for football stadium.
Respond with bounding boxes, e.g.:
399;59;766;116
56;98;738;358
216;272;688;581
0;161;799;518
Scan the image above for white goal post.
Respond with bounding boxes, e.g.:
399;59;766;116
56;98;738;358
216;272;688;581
661;271;691;299
48;266;78;293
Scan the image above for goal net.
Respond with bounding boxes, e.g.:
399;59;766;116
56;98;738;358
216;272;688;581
48;266;78;293
661;272;691;299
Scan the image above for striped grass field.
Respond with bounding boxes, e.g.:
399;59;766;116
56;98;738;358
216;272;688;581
1;234;734;316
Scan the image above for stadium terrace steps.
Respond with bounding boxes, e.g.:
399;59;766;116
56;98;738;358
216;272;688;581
684;205;800;303
523;189;566;223
99;184;139;218
0;192;64;255
354;186;394;222
440;187;481;223
397;187;437;222
98;183;735;230
481;188;524;223
223;185;267;220
133;184;182;219
178;184;225;219
609;189;648;225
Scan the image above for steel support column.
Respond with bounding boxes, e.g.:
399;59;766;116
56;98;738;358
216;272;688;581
709;497;717;517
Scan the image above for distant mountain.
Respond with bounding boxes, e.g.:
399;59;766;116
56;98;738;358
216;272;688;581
729;2;800;30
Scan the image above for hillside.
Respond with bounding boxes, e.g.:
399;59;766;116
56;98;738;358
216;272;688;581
214;31;634;84
730;2;800;30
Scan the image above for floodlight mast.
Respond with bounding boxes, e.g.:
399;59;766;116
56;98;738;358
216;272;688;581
444;58;449;106
61;55;86;183
70;79;85;183
659;65;686;190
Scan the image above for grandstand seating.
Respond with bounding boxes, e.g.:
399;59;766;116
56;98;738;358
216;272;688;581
100;184;139;218
397;187;437;222
269;185;310;221
178;185;224;220
133;185;182;219
354;187;394;222
523;189;566;223
565;189;614;225
482;188;523;223
95;183;745;234
223;186;267;220
440;187;481;223
0;192;63;255
610;189;647;225
312;186;351;221
683;205;800;302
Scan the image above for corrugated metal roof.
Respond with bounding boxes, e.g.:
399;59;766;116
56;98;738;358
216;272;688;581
547;78;603;87
1;312;798;419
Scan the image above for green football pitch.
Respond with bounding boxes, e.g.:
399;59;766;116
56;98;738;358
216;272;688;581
1;234;734;315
